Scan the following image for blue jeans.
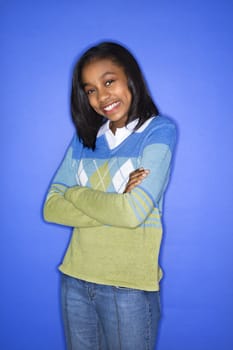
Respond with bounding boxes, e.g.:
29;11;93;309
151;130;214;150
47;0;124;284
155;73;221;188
61;274;161;350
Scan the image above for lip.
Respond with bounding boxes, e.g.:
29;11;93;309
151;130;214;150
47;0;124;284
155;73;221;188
102;101;121;114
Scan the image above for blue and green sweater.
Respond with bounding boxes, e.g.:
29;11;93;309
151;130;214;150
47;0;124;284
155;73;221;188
44;115;176;291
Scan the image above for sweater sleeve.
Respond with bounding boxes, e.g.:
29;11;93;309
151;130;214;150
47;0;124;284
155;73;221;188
43;184;102;228
64;121;176;228
43;137;102;228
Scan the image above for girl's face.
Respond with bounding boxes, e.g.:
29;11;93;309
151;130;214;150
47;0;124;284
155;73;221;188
82;58;132;133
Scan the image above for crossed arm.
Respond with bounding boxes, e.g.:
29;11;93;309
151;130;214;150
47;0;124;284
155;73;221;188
44;121;176;229
43;168;149;228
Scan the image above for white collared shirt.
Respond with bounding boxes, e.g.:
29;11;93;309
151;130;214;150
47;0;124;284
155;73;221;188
97;117;155;150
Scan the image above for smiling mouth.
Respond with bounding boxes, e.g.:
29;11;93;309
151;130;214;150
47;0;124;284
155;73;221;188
103;101;120;112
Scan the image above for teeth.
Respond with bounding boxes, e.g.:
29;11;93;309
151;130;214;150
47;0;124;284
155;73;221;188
104;102;119;111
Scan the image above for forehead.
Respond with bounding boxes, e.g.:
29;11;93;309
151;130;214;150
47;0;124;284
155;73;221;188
81;58;126;83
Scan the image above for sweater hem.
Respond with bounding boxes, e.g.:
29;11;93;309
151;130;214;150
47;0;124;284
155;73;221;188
58;265;160;292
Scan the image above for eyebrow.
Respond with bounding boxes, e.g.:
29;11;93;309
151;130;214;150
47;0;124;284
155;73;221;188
82;71;116;88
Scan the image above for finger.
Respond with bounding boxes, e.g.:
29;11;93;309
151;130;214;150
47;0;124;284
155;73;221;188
129;171;149;182
129;169;149;179
124;179;143;193
124;169;150;193
129;170;143;178
127;178;143;187
125;182;140;193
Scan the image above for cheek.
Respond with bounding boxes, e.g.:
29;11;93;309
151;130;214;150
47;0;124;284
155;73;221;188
119;84;132;102
87;96;98;109
126;90;132;106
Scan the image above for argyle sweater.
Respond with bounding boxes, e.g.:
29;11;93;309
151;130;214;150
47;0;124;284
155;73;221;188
43;115;176;291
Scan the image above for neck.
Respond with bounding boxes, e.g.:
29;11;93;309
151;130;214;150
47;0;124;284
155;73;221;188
109;122;116;134
109;121;127;135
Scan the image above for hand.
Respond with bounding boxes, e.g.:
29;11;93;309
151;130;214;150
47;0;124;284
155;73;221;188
123;168;150;193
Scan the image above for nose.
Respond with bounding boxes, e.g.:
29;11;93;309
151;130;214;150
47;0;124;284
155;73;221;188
98;87;110;104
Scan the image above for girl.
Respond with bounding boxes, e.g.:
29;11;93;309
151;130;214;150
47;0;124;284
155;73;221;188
44;41;176;350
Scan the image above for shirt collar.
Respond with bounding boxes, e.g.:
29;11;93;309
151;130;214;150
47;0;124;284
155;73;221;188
97;118;139;138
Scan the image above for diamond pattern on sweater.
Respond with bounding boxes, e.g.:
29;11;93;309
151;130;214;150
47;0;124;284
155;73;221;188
89;160;112;191
76;160;88;186
112;159;135;193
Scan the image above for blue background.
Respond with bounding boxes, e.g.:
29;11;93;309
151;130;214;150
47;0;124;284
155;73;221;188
1;0;233;349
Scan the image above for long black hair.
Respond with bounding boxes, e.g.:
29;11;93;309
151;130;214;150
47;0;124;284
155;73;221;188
71;41;159;149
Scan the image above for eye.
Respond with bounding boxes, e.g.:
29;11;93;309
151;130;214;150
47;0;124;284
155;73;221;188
105;79;114;87
85;88;96;95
